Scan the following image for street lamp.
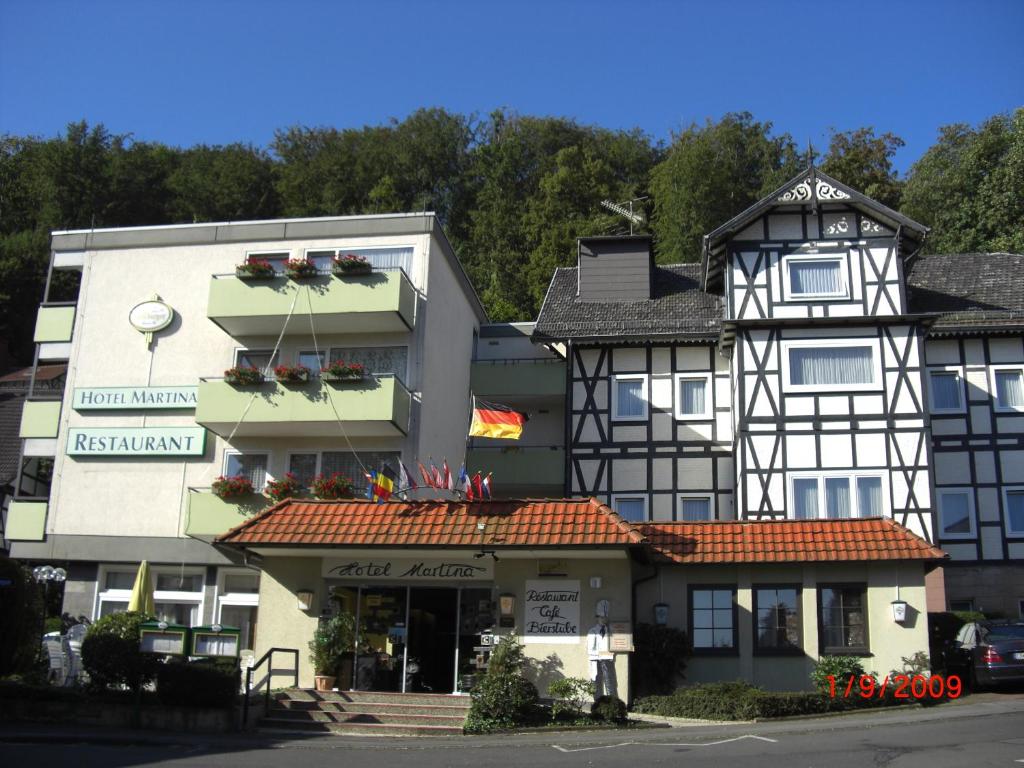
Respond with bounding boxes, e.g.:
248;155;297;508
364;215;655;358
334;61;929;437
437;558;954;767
32;565;67;638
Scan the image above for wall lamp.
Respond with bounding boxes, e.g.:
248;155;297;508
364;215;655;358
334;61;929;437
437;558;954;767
296;589;314;611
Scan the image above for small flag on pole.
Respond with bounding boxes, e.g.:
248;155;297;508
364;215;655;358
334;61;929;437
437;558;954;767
419;462;433;488
399;462;417;492
371;465;396;502
431;461;443;488
443;460;454;491
365;471;376;500
481;472;492;499
472;472;483;499
469;397;527;440
459;464;472;499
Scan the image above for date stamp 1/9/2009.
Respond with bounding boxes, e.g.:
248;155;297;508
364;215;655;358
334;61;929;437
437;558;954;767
827;674;962;700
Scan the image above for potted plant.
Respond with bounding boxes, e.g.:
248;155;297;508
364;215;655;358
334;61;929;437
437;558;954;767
265;472;303;502
320;360;366;382
332;253;372;276
311;472;356;500
212;475;254;499
273;364;311;384
224;365;264;386
285;258;318;279
309;612;356;692
235;259;277;279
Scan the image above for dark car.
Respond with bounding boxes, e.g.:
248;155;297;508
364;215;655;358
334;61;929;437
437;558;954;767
943;620;1024;689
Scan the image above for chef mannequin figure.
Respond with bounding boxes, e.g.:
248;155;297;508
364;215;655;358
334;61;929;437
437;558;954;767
586;600;616;699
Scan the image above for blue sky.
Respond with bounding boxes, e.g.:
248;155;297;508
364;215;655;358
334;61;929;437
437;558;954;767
1;0;1021;173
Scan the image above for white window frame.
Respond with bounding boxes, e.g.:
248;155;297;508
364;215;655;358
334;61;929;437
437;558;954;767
215;568;260;639
610;494;648;522
95;565;206;623
990;364;1024;413
927;366;966;414
303;244;415;273
781;253;849;301
233;347;278;374
1002;486;1024;538
222;449;273;488
611;374;649;421
937;487;977;539
326;344;410;384
788;472;889;520
677;493;714;521
781;338;882;394
674;373;713;420
244;249;291;272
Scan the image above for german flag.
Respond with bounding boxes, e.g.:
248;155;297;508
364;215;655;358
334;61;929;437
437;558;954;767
468;397;527;440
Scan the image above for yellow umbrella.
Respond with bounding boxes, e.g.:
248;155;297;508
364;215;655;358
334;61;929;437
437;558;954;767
127;560;154;615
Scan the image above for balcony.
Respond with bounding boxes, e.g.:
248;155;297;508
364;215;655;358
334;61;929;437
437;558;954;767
466;446;565;493
19;400;61;439
206;269;416;336
470;358;565;398
194;375;411;438
185;490;269;540
6;500;47;541
34;303;76;360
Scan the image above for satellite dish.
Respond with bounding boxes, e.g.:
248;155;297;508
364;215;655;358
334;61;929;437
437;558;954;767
600;198;647;234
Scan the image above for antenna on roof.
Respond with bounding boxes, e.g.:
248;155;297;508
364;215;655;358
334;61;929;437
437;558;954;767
600;197;647;235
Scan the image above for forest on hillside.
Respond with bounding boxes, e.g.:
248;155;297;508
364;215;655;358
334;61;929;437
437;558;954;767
1;107;1021;367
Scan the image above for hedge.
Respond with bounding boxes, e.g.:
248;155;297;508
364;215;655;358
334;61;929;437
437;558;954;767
156;660;240;709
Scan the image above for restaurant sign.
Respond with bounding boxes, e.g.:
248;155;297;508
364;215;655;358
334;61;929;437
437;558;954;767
67;427;207;456
73;386;198;411
322;557;494;581
524;580;580;644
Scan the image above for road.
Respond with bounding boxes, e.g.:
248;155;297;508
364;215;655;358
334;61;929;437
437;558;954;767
2;693;1023;768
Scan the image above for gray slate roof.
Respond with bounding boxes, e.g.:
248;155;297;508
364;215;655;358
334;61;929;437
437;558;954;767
907;252;1024;333
0;393;26;486
533;264;723;342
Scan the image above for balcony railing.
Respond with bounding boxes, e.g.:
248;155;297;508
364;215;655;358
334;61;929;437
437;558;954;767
470;358;565;398
206;267;416;337
185;489;270;540
465;445;565;490
194;373;411;438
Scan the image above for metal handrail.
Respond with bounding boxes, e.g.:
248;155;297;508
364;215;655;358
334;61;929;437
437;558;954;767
471;357;563;365
242;646;299;727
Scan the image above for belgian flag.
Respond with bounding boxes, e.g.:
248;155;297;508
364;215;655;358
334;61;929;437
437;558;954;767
468;397;527;440
370;465;396;502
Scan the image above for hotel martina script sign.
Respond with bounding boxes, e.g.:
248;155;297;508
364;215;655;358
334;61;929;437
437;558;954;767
67;427;206;456
73;386;198;410
322;557;494;581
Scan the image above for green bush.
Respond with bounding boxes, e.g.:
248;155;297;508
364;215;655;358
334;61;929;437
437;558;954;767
308;612;355;676
810;655;867;694
464;636;540;733
548;676;594;720
591;695;628;723
0;557;44;677
632;623;691;696
156;660;239;708
81;611;159;692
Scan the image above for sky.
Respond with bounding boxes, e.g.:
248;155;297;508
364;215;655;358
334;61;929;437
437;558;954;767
1;0;1022;174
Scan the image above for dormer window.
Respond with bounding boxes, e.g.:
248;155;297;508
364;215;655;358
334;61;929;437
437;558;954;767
783;254;848;300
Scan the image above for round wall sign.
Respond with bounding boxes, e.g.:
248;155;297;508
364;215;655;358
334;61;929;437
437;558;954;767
129;300;174;333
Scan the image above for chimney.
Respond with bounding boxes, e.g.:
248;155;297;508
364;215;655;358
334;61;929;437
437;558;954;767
576;235;653;302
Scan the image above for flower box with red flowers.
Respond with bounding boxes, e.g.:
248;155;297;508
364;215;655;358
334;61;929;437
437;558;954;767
212;475;254;499
265;472;303;503
223;366;264;386
285;259;319;279
311;472;356;500
235;259;277;279
320;361;366;382
273;364;311;384
331;253;372;276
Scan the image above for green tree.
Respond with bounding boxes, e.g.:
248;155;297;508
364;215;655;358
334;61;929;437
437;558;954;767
650;112;800;264
168;143;279;222
819;127;904;209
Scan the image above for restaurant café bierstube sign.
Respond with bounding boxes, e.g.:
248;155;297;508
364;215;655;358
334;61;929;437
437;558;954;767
67;427;206;456
322;558;494;581
73;386;198;410
524;580;581;644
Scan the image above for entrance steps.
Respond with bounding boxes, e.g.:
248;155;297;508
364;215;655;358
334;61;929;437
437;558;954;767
260;689;471;736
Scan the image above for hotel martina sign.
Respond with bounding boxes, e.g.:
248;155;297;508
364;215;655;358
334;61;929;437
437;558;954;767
67;427;206;456
323;557;494;581
73;386;198;410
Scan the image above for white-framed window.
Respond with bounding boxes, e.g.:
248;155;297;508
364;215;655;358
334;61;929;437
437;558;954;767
991;365;1024;412
216;568;260;652
674;373;712;420
927;367;966;413
789;473;887;519
781;339;881;393
782;253;848;300
95;565;205;625
245;250;290;272
611;374;648;421
1003;487;1024;537
287;450;400;487
223;450;270;489
298;350;326;373
937;488;976;539
305;245;414;273
234;348;278;372
328;346;408;382
611;494;647;522
677;494;713;521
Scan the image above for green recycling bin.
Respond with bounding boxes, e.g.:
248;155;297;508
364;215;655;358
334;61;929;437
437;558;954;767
139;620;190;655
190;624;241;658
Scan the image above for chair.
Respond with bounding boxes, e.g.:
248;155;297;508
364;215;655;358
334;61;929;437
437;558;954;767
63;630;87;686
42;638;66;686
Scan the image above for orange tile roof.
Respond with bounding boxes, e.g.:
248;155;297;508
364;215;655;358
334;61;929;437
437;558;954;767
215;497;646;548
638;518;946;564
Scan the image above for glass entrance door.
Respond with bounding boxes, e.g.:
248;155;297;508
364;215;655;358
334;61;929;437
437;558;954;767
354;586;407;692
407;588;459;693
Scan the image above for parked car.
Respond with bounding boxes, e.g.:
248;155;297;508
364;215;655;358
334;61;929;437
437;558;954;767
942;620;1024;689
